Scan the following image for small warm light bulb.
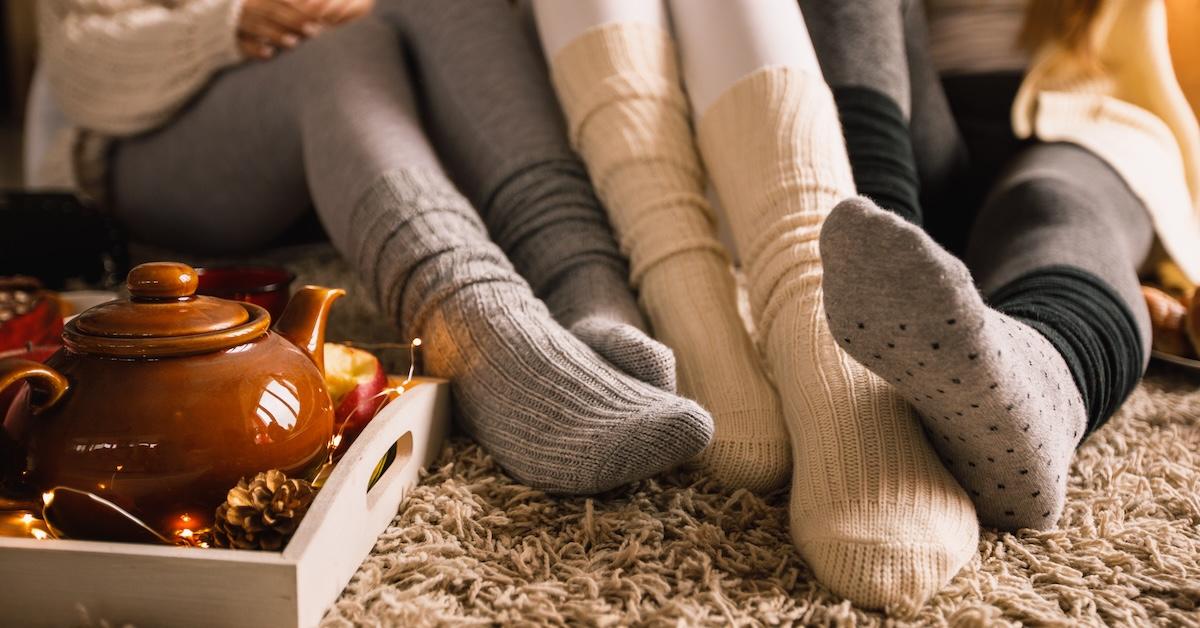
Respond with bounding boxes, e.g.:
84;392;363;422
20;514;34;525
42;492;54;506
411;337;422;347
31;529;48;540
180;514;192;524
178;529;194;539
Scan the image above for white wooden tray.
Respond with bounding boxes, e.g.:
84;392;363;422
0;377;450;628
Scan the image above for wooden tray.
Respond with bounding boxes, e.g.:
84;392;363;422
0;377;450;628
1151;349;1200;371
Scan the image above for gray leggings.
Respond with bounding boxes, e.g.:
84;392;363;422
111;16;437;256
965;142;1155;357
944;74;1156;429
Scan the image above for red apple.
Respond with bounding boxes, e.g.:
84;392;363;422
323;343;388;451
0;279;64;352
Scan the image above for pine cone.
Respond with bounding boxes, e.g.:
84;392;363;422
212;470;317;551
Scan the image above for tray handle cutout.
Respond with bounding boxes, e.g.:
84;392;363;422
365;431;414;510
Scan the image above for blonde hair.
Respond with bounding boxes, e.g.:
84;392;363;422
1020;0;1103;66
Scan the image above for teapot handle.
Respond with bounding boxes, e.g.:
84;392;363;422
0;358;69;413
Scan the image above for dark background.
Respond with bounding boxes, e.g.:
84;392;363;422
1;2;37;187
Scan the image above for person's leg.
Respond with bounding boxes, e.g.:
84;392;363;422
797;0;921;224
677;0;977;609
380;0;674;390
113;17;713;494
821;143;1152;529
533;0;788;492
903;0;971;236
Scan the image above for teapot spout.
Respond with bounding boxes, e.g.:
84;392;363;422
274;286;345;374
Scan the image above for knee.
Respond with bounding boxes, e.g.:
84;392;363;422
982;174;1096;230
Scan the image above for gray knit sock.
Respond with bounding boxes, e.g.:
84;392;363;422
546;263;676;391
820;197;1086;529
352;168;713;494
384;0;676;390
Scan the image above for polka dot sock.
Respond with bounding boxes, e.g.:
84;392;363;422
820;197;1087;530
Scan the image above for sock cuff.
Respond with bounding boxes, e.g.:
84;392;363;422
989;264;1145;435
697;66;855;336
698;66;855;215
483;157;631;295
550;22;686;142
350;168;522;332
548;21;730;287
831;86;922;225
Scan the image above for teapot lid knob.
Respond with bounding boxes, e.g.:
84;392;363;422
128;262;198;299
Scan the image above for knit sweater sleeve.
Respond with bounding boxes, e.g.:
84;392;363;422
38;0;245;136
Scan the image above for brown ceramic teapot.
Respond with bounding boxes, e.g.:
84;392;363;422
0;262;344;534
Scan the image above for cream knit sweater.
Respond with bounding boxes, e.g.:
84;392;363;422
1011;0;1200;282
34;0;245;193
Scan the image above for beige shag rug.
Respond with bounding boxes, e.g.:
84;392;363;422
163;243;1199;626
316;366;1200;626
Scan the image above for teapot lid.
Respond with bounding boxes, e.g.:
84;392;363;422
65;262;271;357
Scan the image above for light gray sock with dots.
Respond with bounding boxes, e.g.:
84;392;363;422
820;197;1086;529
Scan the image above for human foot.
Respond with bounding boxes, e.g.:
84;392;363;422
820;197;1086;529
357;169;714;494
544;262;677;391
549;23;789;492
419;280;712;493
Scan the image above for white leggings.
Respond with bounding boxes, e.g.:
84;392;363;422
532;0;821;119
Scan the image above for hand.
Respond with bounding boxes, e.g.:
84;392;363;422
237;0;324;60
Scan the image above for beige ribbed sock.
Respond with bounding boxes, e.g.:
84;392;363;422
697;66;978;610
547;23;790;492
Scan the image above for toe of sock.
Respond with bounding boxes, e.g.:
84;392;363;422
571;318;678;391
799;536;976;611
819;197;903;334
820;196;892;262
696;439;791;493
589;396;714;492
792;497;979;611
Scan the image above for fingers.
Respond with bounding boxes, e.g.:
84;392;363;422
238;0;322;54
264;0;321;34
308;0;373;26
238;37;276;60
237;0;373;60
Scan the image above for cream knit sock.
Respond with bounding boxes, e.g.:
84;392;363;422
697;66;978;610
548;23;790;492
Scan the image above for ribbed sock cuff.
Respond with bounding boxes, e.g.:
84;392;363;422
989;265;1145;435
484;157;629;296
697;66;854;337
832;86;922;226
349;168;520;332
549;22;729;287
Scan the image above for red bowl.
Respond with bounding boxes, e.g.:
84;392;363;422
193;266;295;321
